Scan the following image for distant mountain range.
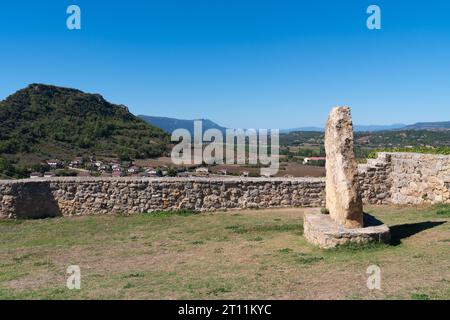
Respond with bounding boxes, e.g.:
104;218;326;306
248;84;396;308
280;124;408;133
139;115;227;135
403;121;450;131
139;115;450;134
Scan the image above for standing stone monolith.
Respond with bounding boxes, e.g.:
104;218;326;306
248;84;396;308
325;106;363;228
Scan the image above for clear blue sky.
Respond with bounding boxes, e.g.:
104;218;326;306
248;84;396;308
1;0;449;128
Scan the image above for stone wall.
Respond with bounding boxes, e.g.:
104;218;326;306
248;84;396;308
0;177;325;219
359;152;450;205
358;152;392;205
387;152;450;204
1;152;450;218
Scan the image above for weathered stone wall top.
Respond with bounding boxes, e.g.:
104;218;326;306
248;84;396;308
0;176;326;185
385;151;450;161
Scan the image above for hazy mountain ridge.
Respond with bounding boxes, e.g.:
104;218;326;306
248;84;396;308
403;121;450;131
141;115;450;134
139;115;227;135
281;124;408;133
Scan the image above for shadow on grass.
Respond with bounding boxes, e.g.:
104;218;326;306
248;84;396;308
390;221;446;246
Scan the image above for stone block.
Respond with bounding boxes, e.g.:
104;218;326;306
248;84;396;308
303;211;390;249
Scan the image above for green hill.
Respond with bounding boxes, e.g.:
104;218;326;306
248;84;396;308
0;84;169;177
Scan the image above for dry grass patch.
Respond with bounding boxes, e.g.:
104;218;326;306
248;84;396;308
0;205;448;299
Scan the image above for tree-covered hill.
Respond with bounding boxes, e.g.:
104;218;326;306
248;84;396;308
279;128;450;162
0;84;169;173
280;129;450;148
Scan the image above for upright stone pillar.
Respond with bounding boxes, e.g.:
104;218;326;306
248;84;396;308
325;106;363;228
303;106;390;248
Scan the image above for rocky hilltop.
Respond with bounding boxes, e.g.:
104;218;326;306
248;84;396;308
0;84;169;177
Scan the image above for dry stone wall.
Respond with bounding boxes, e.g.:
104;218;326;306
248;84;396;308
358;152;392;205
358;152;450;205
0;177;325;219
388;152;450;204
1;152;450;219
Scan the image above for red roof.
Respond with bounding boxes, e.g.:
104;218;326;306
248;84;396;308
307;157;326;161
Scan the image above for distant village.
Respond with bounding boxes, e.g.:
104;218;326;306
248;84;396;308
29;157;253;179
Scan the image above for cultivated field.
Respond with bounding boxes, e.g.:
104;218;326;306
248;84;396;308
0;205;449;300
134;156;326;177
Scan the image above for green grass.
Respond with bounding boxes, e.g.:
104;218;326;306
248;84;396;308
433;204;450;217
411;293;431;300
367;146;450;159
0;205;449;300
142;209;198;217
227;222;302;234
278;248;293;254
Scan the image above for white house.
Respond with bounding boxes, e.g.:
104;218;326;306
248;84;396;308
127;166;140;174
240;171;249;177
30;172;43;178
145;168;158;176
195;167;209;176
44;172;56;178
69;157;84;168
303;157;326;165
46;159;62;169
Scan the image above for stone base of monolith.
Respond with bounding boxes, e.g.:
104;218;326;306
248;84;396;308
303;211;390;249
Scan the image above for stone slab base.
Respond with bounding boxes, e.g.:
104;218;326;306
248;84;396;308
304;211;391;249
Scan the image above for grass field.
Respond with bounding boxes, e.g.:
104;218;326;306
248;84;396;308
0;205;449;300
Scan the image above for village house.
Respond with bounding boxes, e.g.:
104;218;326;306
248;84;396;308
195;167;209;176
303;157;326;165
112;165;122;172
138;172;149;177
111;162;121;171
148;171;159;177
43;172;56;178
261;172;273;178
30;172;43;178
94;161;103;168
177;171;190;177
127;166;140;174
46;159;62;169
145;167;158;177
98;164;110;171
69;157;84;168
112;171;124;177
159;165;169;176
240;171;249;177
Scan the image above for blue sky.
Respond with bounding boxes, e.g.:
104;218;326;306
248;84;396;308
1;0;449;128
